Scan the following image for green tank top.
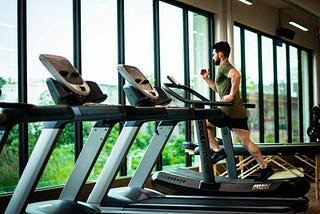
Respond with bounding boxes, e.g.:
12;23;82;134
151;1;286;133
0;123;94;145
215;61;247;118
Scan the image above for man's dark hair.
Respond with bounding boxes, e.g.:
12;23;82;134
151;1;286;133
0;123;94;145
212;41;230;57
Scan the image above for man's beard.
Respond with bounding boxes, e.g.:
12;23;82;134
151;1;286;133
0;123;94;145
214;58;220;66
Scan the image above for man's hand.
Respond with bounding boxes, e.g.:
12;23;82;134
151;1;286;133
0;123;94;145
200;69;210;79
222;94;234;102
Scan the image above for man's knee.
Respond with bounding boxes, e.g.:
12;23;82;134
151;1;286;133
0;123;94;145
206;120;214;129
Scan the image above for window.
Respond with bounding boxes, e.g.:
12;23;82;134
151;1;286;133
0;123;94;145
261;36;275;142
301;50;310;142
0;0;214;193
244;30;259;142
159;2;186;170
27;0;73;188
289;46;299;142
277;44;288;142
81;0;118;104
234;23;313;144
124;0;155;176
0;0;17;194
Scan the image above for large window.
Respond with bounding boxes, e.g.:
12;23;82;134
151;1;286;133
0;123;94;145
81;0;118;104
234;23;313;144
124;0;155;176
0;0;18;194
159;2;186;169
27;0;74;189
277;44;288;142
0;0;212;194
244;30;259;142
261;36;275;142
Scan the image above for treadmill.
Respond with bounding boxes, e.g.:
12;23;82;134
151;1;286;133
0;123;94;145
150;78;310;198
22;55;223;214
5;55;181;214
83;65;309;213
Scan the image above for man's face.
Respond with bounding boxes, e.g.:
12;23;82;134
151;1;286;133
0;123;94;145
212;50;220;66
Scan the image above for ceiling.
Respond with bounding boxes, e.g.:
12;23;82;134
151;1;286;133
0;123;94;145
289;0;320;19
261;0;320;34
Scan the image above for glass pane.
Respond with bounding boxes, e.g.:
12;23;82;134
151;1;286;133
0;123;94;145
81;0;118;181
233;26;241;72
159;2;185;170
124;0;154;176
81;0;117;104
188;11;210;166
289;46;299;142
301;50;310;142
0;0;18;194
159;2;183;88
261;36;275;142
277;44;288;143
188;11;210;99
27;0;74;188
244;30;259;143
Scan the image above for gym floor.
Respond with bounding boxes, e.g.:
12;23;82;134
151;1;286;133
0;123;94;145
304;184;320;214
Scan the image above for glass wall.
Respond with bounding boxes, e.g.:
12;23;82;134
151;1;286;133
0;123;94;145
234;23;313;144
0;0;18;194
289;46;299;142
261;36;275;142
277;44;288;142
301;50;310;142
0;0;214;193
27;0;74;189
81;0;118;181
244;30;259;142
124;0;155;176
159;2;186;170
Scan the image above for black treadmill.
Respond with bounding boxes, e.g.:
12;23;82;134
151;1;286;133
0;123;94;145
149;76;310;198
87;65;309;213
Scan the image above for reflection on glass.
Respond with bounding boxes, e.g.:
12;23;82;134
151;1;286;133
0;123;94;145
0;0;18;194
244;30;259;142
27;0;73;189
261;36;275;142
289;46;299;142
277;44;288;142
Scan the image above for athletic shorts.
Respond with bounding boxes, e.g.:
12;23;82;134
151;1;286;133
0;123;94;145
208;113;249;130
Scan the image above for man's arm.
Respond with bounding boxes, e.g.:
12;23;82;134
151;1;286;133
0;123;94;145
222;68;240;102
200;69;218;92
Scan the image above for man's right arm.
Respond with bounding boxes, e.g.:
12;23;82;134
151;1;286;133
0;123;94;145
200;69;217;92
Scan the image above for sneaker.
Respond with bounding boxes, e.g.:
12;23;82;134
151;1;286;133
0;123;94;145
211;149;227;164
254;166;275;181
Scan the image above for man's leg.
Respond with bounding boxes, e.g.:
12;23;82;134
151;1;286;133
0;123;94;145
206;121;221;152
207;121;227;163
233;128;274;181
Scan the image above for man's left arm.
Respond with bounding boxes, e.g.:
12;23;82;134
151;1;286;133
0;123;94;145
222;68;240;102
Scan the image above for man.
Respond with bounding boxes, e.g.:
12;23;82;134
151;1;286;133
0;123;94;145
200;41;274;181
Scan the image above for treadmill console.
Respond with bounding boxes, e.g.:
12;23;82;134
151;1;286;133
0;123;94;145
39;54;90;96
118;65;159;100
40;54;107;105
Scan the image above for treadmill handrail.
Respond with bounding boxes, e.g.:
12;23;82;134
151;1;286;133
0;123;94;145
0;102;74;125
163;83;256;109
163;83;231;107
